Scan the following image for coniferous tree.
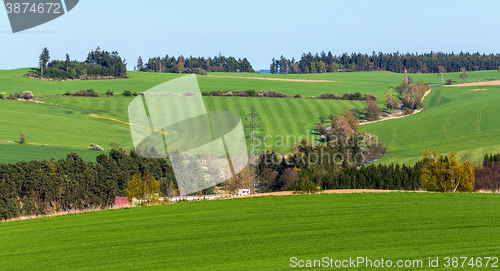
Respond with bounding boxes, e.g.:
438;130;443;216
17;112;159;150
39;47;50;76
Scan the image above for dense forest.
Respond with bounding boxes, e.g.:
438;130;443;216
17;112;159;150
26;47;128;80
138;54;254;74
270;51;500;74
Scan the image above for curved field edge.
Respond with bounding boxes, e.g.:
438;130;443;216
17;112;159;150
0;192;499;270
361;85;500;164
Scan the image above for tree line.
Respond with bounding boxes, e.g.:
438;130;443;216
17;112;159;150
270;51;500;74
201;89;376;101
0;149;174;220
0;144;482;220
26;47;127;80
138;54;254;74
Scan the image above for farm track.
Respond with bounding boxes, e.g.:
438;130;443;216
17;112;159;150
442;114;451;137
406;119;419;144
476;105;487;133
389;124;400;147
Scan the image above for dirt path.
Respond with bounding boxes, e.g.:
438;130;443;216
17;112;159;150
205;75;338;83
360;88;432;125
445;80;500;87
243;189;415;198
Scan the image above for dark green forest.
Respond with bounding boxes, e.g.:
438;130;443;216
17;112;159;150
270;51;500;74
27;47;128;80
139;54;254;74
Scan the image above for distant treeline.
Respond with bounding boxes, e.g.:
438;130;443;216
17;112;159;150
138;54;254;74
270;51;500;74
26;47;127;80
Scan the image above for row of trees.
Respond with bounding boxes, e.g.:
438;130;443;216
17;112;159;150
27;47;127;80
0;149;174;220
201;89;376;101
270;51;500;74
139;54;254;74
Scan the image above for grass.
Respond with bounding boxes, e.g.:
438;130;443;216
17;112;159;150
3;68;500;163
0;68;183;96
0;144;104;164
36;96;365;154
361;84;500;165
0;99;133;149
0;192;499;270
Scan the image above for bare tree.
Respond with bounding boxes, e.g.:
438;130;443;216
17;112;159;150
438;65;447;84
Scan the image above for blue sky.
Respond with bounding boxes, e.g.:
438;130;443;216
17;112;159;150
1;0;500;70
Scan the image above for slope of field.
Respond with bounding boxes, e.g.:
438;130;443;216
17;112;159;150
36;96;365;154
0;100;133;149
3;69;500;163
0;193;499;270
361;84;500;165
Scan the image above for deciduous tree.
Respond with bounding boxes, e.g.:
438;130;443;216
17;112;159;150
384;90;400;112
459;67;468;82
126;174;161;206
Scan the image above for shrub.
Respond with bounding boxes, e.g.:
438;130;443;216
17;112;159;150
65;91;71;96
106;90;114;97
257;90;288;98
123;90;132;96
445;79;453;85
0;94;3;100
14;90;23;99
402;107;414;115
316;93;343;100
88;143;104;151
72;89;99;97
18;132;26;145
132;92;139;96
294;180;322;194
365;94;377;102
23;91;34;100
295;94;302;98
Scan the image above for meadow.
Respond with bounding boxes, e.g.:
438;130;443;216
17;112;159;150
0;192;499;270
2;68;500;164
360;84;500;165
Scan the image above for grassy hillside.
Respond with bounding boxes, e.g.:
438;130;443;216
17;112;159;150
361;84;500;164
0;193;499;270
35;96;364;154
0;100;133;148
2;68;500;164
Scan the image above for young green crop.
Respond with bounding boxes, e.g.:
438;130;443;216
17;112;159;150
0;193;498;270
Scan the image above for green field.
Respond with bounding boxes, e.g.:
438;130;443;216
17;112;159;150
0;144;103;165
1;192;499;270
361;84;500;165
2;68;500;164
